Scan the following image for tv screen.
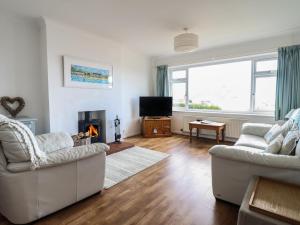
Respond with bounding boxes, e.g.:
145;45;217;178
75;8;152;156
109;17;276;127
139;97;173;117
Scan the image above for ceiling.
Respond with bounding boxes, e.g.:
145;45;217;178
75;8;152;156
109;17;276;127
1;0;300;57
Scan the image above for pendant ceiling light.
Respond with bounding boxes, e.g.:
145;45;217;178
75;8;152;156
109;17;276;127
174;28;198;53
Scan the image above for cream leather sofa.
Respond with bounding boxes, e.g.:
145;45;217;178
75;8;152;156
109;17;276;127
209;122;300;205
0;118;108;224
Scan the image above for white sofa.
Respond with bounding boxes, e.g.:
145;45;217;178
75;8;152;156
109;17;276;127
209;122;300;205
0;115;108;224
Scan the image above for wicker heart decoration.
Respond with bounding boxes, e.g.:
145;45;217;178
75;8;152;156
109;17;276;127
0;96;25;117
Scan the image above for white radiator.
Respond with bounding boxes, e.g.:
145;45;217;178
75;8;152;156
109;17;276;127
182;115;248;139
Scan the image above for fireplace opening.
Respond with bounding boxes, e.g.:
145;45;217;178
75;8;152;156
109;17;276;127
87;124;99;137
78;111;104;143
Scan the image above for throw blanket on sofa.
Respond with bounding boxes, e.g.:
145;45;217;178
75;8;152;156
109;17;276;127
0;115;47;169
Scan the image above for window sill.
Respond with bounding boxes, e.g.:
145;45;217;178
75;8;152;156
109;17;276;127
172;109;275;118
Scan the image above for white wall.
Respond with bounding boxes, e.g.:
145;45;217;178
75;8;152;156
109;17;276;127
0;12;48;134
44;19;152;142
121;47;153;137
153;31;300;136
155;31;300;67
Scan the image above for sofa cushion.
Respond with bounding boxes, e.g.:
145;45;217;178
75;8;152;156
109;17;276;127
281;119;294;137
36;132;74;153
290;108;300;126
235;134;268;150
0;114;46;167
280;129;300;155
0;144;7;172
265;134;284;154
0;122;31;163
264;124;282;143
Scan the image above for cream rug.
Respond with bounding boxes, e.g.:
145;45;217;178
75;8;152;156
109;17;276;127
104;146;169;189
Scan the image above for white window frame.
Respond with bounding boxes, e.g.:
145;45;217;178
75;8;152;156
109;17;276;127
169;53;277;115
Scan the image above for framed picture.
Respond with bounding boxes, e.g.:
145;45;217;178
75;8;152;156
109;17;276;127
63;56;113;89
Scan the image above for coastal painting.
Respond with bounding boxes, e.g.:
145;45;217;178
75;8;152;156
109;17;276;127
63;56;113;89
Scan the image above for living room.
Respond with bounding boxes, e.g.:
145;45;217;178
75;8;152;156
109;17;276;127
0;0;300;225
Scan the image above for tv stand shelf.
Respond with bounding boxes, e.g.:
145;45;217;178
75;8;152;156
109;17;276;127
142;117;171;138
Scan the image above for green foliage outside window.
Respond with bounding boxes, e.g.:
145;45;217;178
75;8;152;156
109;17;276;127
173;103;221;110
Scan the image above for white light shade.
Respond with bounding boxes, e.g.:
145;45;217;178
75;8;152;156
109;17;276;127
174;32;198;52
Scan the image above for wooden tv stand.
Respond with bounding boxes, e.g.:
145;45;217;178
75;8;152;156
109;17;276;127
142;117;171;138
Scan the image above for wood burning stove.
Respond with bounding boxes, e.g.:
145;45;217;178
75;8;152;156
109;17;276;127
78;111;103;143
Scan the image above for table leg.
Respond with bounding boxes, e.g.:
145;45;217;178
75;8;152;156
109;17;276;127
216;129;220;144
190;127;192;143
222;126;225;142
197;128;199;139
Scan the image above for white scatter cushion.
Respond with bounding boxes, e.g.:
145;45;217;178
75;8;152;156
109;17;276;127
264;124;282;144
0;123;30;162
280;129;300;155
281;119;294;137
265;134;284;154
35;132;74;153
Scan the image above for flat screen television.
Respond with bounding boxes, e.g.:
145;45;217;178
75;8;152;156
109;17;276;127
139;96;173;117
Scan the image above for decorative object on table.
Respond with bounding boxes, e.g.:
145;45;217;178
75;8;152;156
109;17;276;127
114;115;121;143
63;56;113;89
72;132;92;146
0;96;25;117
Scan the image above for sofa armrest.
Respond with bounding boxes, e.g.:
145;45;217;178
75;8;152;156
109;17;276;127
241;123;273;137
35;132;74;153
209;145;300;170
39;143;109;168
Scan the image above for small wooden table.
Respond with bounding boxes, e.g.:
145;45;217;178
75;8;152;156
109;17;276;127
189;121;226;144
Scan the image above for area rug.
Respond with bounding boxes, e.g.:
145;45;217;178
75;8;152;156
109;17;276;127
104;146;169;189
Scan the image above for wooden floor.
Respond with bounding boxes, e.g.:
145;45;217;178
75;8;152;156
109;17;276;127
0;135;238;225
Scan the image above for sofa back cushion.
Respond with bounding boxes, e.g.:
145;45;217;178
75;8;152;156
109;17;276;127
264;124;282;144
35;132;74;153
0;123;31;163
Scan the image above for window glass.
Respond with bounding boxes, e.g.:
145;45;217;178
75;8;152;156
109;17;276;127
170;56;277;113
171;83;186;108
256;60;277;72
255;76;276;111
188;61;252;111
172;70;186;79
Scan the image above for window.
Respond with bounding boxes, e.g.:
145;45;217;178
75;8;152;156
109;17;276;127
170;70;187;108
253;59;277;111
169;55;277;113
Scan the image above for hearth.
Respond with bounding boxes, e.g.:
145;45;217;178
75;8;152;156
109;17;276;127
78;111;103;143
